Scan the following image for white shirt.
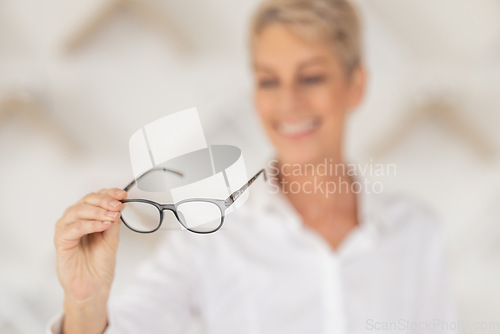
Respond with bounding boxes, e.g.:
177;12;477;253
48;168;456;334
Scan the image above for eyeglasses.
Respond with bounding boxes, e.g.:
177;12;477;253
120;167;266;234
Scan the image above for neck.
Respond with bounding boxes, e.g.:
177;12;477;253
275;158;357;222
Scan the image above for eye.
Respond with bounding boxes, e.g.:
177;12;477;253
299;75;325;86
258;78;279;89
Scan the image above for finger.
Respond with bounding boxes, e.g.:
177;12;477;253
61;219;117;241
82;192;124;212
67;203;121;223
99;188;128;200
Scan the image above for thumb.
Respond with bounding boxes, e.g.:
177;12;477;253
102;216;121;248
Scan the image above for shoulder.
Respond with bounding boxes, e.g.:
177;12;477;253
367;191;443;239
361;192;450;269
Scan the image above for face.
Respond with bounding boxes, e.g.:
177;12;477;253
252;24;366;165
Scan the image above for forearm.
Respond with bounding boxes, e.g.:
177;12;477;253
62;294;109;334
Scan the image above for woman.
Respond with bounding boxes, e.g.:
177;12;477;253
50;0;455;333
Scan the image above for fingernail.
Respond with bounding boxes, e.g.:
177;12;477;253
106;211;118;218
109;200;121;208
102;221;113;225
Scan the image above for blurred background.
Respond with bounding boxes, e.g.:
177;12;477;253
1;0;500;332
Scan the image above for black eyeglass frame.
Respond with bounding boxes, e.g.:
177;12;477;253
120;168;266;234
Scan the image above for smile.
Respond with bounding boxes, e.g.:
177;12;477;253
275;118;321;139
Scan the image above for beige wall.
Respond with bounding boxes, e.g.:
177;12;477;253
1;0;499;332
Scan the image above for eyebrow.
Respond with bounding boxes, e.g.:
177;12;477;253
253;56;328;73
297;56;328;70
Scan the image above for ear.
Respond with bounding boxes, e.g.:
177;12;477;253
347;65;367;111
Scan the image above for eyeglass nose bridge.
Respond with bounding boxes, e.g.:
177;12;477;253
159;204;176;211
157;203;191;231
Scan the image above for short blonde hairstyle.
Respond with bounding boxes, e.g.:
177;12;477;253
250;0;363;76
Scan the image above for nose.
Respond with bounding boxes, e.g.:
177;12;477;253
277;83;301;115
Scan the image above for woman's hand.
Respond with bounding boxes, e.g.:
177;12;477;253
54;188;127;334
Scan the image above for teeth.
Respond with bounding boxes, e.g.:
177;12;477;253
277;118;318;136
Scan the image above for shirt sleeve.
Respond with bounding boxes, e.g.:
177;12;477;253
46;231;203;334
413;211;458;333
106;231;203;333
46;311;64;334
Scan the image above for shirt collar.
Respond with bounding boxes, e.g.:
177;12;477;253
247;159;384;257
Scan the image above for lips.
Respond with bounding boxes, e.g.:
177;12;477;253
275;118;321;139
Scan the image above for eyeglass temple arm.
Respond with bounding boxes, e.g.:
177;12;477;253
225;169;267;207
123;167;184;191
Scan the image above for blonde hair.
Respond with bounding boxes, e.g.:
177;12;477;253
250;0;363;75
